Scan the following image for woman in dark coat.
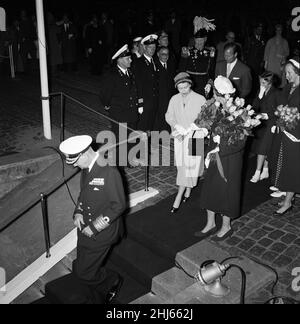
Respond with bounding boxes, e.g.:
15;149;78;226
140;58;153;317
270;58;300;215
250;71;279;183
194;77;246;240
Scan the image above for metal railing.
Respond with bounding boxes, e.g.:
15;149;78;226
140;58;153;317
0;92;151;259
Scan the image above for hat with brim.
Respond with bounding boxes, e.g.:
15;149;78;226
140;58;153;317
174;72;193;88
141;34;158;45
112;44;131;61
59;135;93;165
133;37;143;43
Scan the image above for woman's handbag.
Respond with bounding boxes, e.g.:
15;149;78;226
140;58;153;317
188;131;204;156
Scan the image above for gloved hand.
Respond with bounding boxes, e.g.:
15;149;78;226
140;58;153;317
138;107;144;115
260;113;269;120
174;124;188;135
204;84;212;95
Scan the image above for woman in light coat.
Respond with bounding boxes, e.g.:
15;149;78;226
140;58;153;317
166;72;206;213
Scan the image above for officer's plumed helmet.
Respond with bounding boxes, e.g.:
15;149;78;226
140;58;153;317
59;135;93;164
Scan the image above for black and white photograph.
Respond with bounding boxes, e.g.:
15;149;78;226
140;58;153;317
0;0;299;307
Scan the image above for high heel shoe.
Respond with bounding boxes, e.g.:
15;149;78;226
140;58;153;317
182;196;190;203
250;171;261;183
260;168;269;180
171;207;179;214
273;205;293;216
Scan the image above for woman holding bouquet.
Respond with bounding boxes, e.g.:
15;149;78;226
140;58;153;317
271;58;300;215
194;76;256;240
165;72;206;213
250;71;279;183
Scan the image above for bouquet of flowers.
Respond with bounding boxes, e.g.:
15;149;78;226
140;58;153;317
274;105;300;132
213;96;263;146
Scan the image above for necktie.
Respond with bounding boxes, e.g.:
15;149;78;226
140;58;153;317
151;58;156;71
163;63;167;70
227;63;232;78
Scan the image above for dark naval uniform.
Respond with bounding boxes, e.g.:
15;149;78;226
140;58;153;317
132;55;159;131
73;162;126;285
179;46;216;96
99;66;139;165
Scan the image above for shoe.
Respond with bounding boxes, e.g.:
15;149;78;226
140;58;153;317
270;186;279;192
277;198;295;207
213;229;234;241
182;196;190;203
250;171;261;183
260;168;269;180
270;191;287;198
105;274;123;304
194;227;218;238
273;205;293;216
171;207;179;214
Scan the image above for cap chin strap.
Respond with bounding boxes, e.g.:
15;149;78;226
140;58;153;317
66;153;82;165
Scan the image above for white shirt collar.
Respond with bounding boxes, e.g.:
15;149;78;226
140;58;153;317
117;65;128;75
144;54;152;63
88;151;100;172
160;60;167;67
228;58;238;68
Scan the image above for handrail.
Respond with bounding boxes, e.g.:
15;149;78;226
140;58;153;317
1;91;151;259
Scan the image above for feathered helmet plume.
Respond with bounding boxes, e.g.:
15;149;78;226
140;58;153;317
193;16;216;35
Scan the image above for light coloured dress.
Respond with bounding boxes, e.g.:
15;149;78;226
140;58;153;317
166;90;206;188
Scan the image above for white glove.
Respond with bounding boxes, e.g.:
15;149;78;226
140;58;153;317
190;123;201;131
198;128;209;138
258;86;266;99
174;124;188;135
204;84;212;95
260;113;269;120
138;107;144;115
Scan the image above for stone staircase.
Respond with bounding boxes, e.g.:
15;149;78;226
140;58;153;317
132;241;275;304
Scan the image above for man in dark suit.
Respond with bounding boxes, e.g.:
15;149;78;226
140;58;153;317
215;42;252;99
59;135;126;303
99;44;140;167
132;34;159;132
154;46;176;131
59;14;78;72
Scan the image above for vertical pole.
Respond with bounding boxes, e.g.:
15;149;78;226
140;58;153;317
60;93;65;142
144;131;150;192
40;193;51;258
8;45;15;79
35;0;52;139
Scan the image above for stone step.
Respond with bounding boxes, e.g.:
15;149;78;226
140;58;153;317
133;241;275;304
151;267;195;301
130;292;165;304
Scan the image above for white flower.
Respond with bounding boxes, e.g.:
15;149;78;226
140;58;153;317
213;135;221;144
228;116;234;122
215;101;221;108
244;120;251;127
233;111;241;118
246;105;252;111
234;98;245;107
214;76;236;95
248;110;255;116
229;106;237;114
226;98;234;108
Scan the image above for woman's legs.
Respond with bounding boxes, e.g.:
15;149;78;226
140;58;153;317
185;187;192;198
260;159;269;180
216;215;232;238
275;192;295;214
173;186;186;208
251;155;267;182
201;210;216;233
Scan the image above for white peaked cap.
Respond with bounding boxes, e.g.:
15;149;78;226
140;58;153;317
112;44;130;60
59;135;92;164
141;34;158;45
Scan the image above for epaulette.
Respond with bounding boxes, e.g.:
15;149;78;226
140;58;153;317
181;47;190;58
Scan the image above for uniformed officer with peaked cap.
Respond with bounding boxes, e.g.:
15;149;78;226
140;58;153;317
59;135;126;299
99;44;141;167
132;34;159;131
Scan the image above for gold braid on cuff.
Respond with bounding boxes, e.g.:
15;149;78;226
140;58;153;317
93;216;110;232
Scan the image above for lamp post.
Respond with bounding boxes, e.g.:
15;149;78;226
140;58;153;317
35;0;52;140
